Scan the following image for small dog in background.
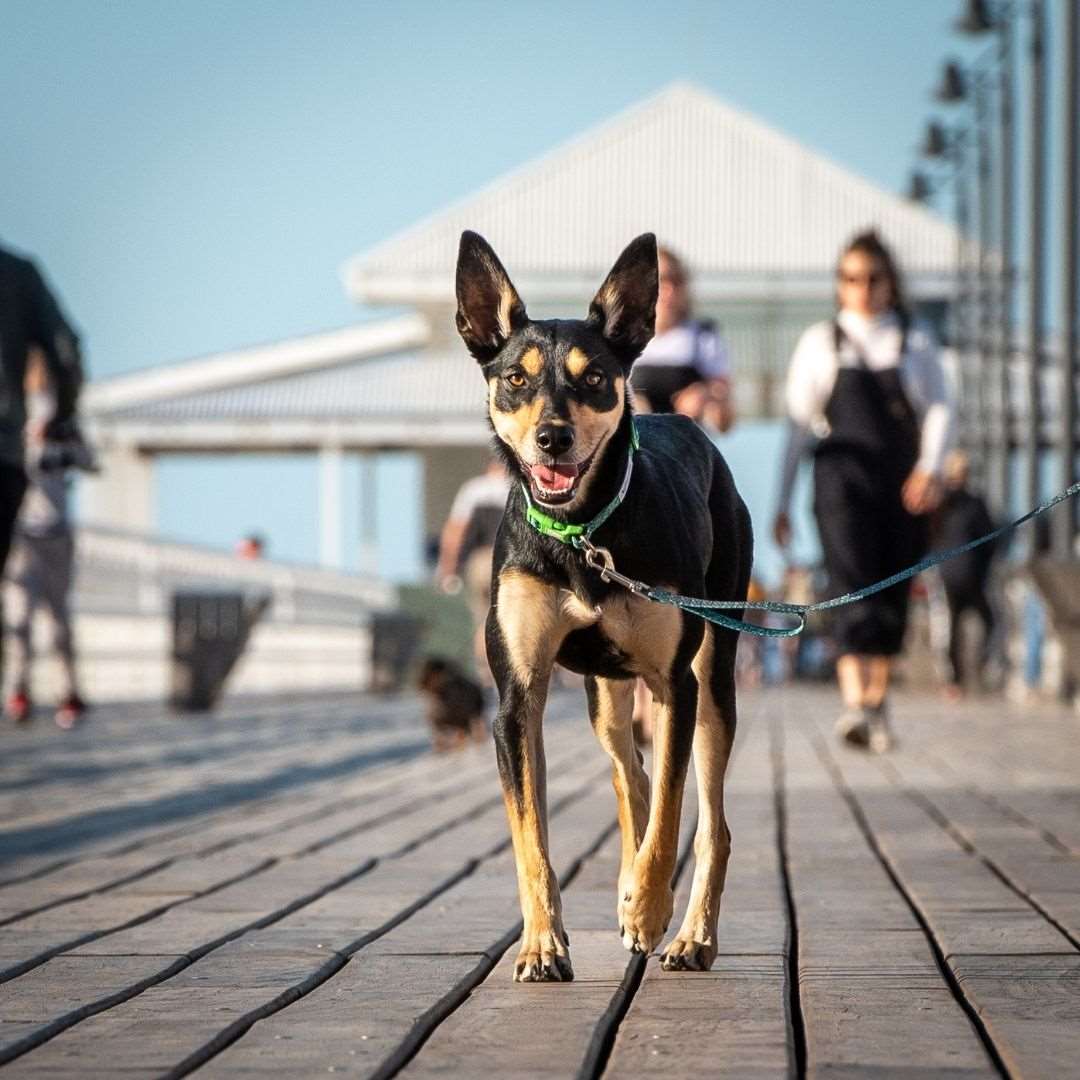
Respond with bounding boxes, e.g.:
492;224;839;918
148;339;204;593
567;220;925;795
416;657;488;751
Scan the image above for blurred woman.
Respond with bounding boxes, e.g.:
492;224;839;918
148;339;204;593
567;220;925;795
631;246;734;432
630;246;735;743
773;231;953;750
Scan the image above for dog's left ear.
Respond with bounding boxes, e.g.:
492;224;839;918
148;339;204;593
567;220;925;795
455;231;527;364
587;233;658;367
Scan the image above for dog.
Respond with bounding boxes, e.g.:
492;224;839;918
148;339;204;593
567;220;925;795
416;656;487;751
455;231;752;981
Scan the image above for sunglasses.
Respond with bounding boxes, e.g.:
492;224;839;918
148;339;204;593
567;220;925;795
838;271;886;288
659;274;686;287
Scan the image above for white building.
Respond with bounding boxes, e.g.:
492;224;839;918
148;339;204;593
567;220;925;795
83;83;959;569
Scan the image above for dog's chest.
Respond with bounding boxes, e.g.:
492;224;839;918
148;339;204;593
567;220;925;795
558;588;681;682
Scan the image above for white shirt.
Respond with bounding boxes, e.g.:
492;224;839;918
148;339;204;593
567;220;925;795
635;321;730;379
448;471;511;523
777;310;954;513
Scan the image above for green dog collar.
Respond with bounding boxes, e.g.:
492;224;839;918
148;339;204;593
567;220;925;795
521;421;638;547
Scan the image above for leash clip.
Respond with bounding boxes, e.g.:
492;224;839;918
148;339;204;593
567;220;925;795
581;539;615;581
579;538;651;595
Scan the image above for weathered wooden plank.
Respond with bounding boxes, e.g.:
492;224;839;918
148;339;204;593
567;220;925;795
606;715;792;1079
183;787;618;1078
2;753;607;1074
951;955;1080;1079
779;704;998;1079
816;711;1080;1079
885;752;1080;944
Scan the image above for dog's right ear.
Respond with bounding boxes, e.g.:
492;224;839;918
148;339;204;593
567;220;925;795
587;233;658;368
455;232;527;364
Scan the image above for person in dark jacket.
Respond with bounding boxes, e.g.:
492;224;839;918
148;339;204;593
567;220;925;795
0;244;83;698
934;450;998;698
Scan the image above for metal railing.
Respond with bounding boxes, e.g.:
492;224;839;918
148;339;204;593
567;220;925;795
72;525;396;627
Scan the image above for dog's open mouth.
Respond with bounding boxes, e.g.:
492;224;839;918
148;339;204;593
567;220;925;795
527;451;595;506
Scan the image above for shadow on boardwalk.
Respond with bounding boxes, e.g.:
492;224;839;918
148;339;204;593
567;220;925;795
0;685;1077;1078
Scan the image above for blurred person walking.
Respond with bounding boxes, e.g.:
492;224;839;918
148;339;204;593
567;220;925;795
629;246;736;742
0;244;83;709
773;231;953;750
6;351;89;726
436;458;510;683
933;450;999;698
631;246;735;432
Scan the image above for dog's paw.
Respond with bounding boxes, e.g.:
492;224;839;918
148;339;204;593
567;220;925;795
618;877;674;955
513;927;573;983
660;934;717;972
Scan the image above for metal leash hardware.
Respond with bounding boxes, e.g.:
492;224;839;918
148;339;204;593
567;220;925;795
575;536;652;596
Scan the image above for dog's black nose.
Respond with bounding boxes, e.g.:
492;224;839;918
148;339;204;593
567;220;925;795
536;424;575;455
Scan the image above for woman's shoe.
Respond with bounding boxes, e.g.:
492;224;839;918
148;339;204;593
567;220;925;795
865;702;896;754
6;692;32;724
835;708;870;748
55;695;88;730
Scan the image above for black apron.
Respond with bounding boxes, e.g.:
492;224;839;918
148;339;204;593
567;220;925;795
812;318;928;656
632;320;716;414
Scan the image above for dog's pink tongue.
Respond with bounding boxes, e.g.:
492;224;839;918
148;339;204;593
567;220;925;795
531;463;578;492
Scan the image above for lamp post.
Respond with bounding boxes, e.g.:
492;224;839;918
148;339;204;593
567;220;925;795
956;0;1015;515
1027;0;1047;544
1057;0;1079;560
915;116;977;450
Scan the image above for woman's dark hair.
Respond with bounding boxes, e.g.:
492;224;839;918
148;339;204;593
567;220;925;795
836;230;909;318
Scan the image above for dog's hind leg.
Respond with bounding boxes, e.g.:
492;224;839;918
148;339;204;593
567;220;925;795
661;625;736;971
585;676;650;910
618;653;700;955
489;569;573;983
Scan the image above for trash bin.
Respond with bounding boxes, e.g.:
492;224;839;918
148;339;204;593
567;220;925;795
369;611;423;693
171;589;271;711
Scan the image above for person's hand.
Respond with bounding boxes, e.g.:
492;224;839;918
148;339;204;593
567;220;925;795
672;382;707;420
773;511;793;549
439;574;463;596
902;468;942;516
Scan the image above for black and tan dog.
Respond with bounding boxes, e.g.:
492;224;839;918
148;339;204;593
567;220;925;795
455;231;752;981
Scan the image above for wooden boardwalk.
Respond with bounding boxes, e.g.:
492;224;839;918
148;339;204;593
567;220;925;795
0;686;1078;1078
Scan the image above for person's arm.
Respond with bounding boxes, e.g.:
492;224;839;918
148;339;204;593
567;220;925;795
24;260;83;427
672;326;735;430
773;325;830;546
773;421;816;547
902;326;954;515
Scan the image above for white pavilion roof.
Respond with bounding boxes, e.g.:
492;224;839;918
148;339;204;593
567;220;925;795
344;83;958;305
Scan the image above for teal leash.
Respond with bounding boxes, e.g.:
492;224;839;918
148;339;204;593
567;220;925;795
519;426;1080;637
578;480;1080;638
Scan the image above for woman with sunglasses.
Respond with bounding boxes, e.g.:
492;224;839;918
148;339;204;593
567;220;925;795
773;230;953;750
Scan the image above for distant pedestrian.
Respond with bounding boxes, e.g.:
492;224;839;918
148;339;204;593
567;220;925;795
0;244;83;709
436;458;510;683
934;450;999;698
773;230;953;751
6;350;89;727
630;246;735;743
235;533;266;560
631;246;735;432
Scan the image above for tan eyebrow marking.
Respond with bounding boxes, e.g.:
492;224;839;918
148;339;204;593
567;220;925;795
519;347;543;377
566;347;591;379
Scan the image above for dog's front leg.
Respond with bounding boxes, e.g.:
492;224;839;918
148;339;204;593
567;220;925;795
585;676;649;904
619;668;698;955
488;570;571;982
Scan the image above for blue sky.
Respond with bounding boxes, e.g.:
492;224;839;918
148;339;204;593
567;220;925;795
0;1;1031;579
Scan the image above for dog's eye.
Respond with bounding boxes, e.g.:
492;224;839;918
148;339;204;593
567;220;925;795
505;371;526;389
584;370;605;388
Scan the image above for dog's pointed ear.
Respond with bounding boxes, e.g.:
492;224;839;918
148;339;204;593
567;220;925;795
455;231;527;364
586;233;658;367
